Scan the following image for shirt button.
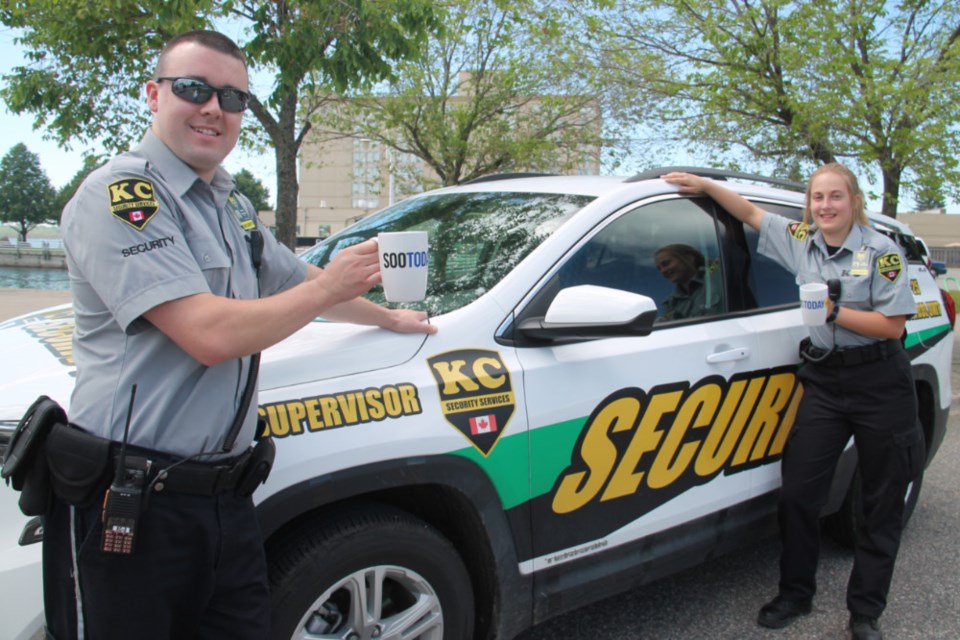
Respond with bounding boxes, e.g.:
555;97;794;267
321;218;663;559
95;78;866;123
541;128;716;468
204;255;211;263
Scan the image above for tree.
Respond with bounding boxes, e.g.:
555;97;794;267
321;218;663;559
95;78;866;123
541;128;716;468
233;168;271;212
0;143;57;241
55;155;105;215
589;0;960;217
0;0;441;248
315;0;604;189
914;190;946;212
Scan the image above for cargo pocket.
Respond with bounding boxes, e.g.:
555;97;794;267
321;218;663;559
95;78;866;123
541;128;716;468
893;426;925;481
45;424;112;507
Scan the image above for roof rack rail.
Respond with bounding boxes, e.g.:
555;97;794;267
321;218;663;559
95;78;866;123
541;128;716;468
462;172;556;185
624;166;806;192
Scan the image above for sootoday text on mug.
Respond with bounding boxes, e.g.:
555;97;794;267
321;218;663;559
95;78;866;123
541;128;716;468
799;282;829;326
377;231;429;302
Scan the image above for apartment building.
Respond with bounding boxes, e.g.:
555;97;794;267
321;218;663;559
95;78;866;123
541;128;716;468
295;79;601;239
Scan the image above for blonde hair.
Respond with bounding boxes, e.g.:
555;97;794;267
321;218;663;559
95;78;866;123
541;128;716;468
802;163;869;226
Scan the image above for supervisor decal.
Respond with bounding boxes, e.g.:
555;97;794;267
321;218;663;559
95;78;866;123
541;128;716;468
428;349;515;455
520;367;802;557
913;299;943;320
108;179;159;231
259;383;422;438
2;308;76;373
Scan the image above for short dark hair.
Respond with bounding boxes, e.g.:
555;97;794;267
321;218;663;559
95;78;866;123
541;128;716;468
155;30;246;76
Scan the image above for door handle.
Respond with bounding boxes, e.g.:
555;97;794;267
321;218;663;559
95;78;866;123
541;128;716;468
706;347;751;364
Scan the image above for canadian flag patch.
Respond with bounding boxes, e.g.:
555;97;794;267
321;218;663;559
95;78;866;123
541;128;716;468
469;415;498;435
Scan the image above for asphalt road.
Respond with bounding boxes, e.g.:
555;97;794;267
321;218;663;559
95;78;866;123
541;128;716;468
518;337;960;640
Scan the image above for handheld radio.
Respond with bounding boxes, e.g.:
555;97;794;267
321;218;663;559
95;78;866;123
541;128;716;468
100;385;148;554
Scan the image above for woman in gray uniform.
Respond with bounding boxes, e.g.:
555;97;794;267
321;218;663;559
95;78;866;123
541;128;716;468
662;165;920;640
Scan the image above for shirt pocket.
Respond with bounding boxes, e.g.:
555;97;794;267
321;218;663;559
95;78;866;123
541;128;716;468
837;275;870;303
184;234;232;295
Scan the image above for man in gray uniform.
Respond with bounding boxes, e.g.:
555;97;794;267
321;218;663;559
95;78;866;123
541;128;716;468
47;30;434;640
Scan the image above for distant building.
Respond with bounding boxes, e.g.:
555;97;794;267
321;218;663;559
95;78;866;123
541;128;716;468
296;74;601;237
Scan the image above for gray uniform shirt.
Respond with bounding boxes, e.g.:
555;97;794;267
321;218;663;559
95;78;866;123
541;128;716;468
61;130;306;459
759;213;915;350
659;265;723;321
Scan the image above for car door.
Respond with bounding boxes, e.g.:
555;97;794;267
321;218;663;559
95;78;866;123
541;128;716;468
510;195;802;571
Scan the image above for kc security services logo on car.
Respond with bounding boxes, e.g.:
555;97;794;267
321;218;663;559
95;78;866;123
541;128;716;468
428;349;515;455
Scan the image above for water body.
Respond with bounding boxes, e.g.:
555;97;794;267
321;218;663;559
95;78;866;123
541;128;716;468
0;266;70;290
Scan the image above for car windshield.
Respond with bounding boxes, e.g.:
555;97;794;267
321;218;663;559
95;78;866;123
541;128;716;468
301;190;593;316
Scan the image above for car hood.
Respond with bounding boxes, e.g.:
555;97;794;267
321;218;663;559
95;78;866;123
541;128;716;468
0;305;427;419
259;320;429;390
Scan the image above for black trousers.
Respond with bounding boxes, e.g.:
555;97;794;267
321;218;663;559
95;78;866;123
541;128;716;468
42;489;271;639
778;349;923;618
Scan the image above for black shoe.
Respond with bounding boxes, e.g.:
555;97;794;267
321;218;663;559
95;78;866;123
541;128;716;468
757;595;812;629
849;614;882;640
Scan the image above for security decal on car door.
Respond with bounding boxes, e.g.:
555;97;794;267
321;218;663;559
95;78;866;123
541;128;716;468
520;366;803;559
428;349;515;455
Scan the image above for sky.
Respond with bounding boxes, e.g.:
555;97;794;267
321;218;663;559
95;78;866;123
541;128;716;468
1;24;955;215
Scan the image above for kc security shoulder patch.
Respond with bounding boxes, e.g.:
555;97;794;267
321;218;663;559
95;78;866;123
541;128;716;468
108;179;159;231
787;221;810;241
877;252;903;283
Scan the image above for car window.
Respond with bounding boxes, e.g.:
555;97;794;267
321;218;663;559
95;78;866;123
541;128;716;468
742;202;802;308
556;197;725;323
300;191;593;316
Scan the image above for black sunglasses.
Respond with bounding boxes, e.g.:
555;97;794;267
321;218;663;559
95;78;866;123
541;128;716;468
155;76;250;113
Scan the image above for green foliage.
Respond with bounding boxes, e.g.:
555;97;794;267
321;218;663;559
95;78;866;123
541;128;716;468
55;155;106;215
590;0;960;217
317;0;603;188
1;0;441;248
233;168;272;212
0;143;58;241
914;189;946;212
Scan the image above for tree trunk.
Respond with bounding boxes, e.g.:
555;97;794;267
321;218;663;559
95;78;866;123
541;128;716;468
268;89;302;252
274;141;299;250
879;163;902;219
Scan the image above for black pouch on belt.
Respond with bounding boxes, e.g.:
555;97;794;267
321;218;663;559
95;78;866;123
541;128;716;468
45;423;112;507
236;437;276;497
1;396;66;516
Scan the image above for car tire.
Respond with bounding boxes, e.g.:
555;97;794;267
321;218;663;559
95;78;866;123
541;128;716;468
269;503;475;640
824;462;925;549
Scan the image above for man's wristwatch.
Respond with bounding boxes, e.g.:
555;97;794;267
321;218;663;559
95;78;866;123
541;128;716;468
826;304;840;323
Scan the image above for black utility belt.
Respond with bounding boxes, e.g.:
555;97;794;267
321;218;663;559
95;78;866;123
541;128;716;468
800;337;902;368
111;443;249;496
108;438;275;497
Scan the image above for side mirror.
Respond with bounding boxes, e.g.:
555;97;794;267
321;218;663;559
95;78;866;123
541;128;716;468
518;285;658;341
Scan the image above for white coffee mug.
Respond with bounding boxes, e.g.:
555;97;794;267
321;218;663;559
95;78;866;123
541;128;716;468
799;282;829;326
377;231;429;302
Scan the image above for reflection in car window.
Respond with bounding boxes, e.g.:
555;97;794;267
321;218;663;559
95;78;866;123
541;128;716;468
300;191;593;316
557;198;725;322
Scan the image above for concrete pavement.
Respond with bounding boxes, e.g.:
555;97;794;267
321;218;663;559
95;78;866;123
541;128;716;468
0;288;72;322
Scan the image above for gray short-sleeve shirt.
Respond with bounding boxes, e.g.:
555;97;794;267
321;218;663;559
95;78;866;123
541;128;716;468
758;213;915;350
61;130;307;458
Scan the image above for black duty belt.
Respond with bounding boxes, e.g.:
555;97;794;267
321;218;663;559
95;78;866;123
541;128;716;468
800;337;903;368
110;442;252;496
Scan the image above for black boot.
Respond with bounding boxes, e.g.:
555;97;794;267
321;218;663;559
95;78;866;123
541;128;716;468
849;614;882;640
757;595;812;629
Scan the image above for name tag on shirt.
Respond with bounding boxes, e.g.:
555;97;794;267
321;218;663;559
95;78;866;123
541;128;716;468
851;250;869;276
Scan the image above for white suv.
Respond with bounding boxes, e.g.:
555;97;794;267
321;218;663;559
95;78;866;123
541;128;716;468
0;168;953;640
